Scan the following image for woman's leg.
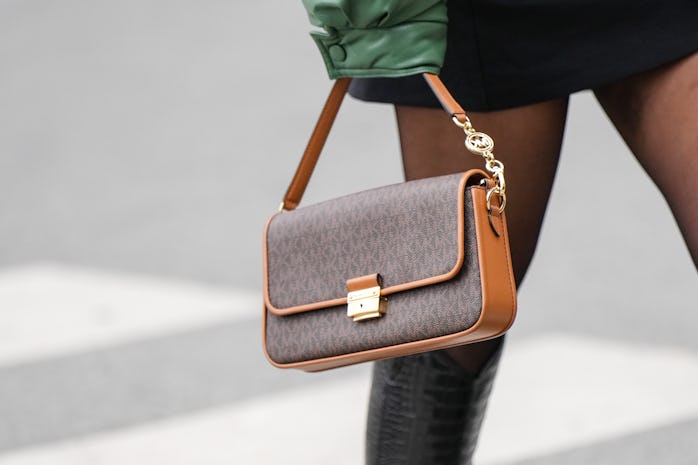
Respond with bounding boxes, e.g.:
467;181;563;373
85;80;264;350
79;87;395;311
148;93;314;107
366;99;569;465
397;99;570;371
594;51;698;269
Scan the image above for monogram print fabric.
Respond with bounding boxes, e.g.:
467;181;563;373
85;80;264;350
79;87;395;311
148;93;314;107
266;173;465;310
264;179;483;364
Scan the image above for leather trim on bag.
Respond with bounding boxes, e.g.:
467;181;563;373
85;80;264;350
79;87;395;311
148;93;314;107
471;187;517;336
261;184;517;371
283;78;351;211
346;273;381;292
423;73;467;123
263;171;477;317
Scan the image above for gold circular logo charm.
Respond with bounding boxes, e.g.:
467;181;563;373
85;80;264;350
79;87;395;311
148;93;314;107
465;132;494;154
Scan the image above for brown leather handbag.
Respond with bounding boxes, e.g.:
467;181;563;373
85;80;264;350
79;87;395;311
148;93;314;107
262;74;516;372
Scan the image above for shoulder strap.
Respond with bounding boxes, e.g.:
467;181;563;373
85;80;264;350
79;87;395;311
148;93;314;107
281;73;468;211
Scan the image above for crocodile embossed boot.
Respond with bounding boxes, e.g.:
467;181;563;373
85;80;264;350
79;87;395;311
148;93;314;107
365;340;503;465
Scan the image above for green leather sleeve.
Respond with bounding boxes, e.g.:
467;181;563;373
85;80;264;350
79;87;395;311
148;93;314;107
302;0;447;79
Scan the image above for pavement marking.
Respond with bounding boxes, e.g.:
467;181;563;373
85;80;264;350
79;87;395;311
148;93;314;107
0;318;360;451
0;374;371;465
1;333;697;464
0;263;259;366
475;334;698;464
509;416;698;465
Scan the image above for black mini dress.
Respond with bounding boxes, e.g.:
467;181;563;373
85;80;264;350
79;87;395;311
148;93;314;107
349;0;698;111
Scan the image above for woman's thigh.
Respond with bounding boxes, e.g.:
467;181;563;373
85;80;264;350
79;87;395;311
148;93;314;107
594;51;698;268
395;99;569;285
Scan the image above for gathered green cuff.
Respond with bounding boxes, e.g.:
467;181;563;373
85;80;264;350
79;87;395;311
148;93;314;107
302;0;448;79
309;21;446;79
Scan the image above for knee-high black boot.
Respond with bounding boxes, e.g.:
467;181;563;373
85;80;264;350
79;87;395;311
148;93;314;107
365;340;503;465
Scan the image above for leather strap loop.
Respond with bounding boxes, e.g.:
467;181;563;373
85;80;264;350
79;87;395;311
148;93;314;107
282;73;467;210
422;73;467;124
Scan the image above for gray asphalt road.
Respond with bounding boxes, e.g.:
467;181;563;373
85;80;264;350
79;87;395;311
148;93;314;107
1;1;697;464
2;1;696;344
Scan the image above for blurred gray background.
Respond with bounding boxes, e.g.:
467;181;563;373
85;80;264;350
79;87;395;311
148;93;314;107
1;1;697;464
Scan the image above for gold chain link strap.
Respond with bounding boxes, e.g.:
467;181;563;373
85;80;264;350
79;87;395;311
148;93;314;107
452;116;507;214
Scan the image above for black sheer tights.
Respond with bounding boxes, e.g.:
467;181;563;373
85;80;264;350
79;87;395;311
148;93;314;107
594;51;698;271
369;50;698;465
392;50;698;374
394;98;569;373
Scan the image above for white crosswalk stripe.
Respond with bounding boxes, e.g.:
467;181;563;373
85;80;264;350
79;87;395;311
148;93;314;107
0;263;259;366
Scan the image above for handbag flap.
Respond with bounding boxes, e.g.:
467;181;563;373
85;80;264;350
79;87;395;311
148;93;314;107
264;171;482;316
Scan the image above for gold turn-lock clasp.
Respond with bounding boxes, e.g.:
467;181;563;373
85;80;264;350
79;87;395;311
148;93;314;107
346;274;386;322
